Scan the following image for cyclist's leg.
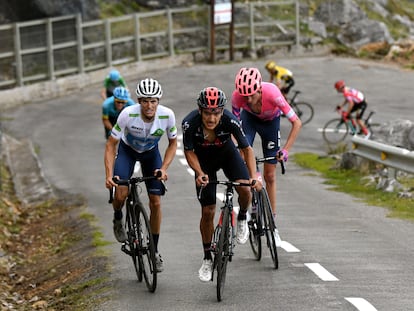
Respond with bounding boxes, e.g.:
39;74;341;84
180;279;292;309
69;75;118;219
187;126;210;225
355;102;369;135
257;117;280;217
221;145;251;244
112;141;136;242
139;147;165;254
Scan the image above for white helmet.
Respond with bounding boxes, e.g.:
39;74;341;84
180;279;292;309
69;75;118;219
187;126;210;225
135;78;163;99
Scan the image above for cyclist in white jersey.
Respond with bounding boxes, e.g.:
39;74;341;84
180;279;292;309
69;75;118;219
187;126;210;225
104;78;178;272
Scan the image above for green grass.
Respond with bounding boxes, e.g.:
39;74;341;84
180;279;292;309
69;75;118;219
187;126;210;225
293;152;414;221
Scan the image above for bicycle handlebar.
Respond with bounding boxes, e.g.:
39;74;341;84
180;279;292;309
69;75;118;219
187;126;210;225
108;171;163;203
197;179;253;200
255;156;286;175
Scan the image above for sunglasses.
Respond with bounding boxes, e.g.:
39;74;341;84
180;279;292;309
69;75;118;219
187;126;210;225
114;99;127;104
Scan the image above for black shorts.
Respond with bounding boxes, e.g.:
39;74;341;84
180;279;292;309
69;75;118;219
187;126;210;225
351;101;367;119
195;143;249;206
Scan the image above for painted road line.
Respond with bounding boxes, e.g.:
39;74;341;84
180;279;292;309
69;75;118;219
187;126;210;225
281;241;300;252
179;158;187;166
304;263;339;281
176;149;184;156
317;128;347;133
345;298;378;311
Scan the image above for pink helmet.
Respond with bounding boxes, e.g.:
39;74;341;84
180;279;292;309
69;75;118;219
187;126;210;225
235;67;262;96
334;80;345;90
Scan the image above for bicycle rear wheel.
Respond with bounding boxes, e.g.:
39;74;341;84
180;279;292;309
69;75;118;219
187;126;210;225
125;202;143;282
261;189;278;269
216;207;230;302
293;101;314;125
248;191;262;261
136;203;157;293
322;118;349;145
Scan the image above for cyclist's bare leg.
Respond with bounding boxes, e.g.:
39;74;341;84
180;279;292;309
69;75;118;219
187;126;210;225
235;181;252;214
357;118;369;135
200;204;216;244
113;185;128;211
148;194;162;234
263;162;277;217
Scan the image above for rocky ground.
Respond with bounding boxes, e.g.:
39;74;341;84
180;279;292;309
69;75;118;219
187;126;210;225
0;135;110;310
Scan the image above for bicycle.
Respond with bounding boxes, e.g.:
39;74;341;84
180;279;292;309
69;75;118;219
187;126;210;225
322;108;378;145
199;179;252;302
109;172;163;293
248;156;285;269
284;90;314;125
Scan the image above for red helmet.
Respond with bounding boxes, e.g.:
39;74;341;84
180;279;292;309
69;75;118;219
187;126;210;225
334;80;345;90
235;67;262;96
197;87;227;109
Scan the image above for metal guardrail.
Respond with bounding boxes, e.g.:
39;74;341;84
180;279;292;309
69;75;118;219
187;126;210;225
351;136;414;174
0;1;299;89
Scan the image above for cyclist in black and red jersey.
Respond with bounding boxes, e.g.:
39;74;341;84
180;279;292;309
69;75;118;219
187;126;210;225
182;87;261;282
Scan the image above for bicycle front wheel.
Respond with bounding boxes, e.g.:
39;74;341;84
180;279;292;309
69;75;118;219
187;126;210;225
125;202;143;282
248;191;262;261
137;204;157;293
293;101;314;125
261;189;278;269
216;207;230;302
322;118;349;145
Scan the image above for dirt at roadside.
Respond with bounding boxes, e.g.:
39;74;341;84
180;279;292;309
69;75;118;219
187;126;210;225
0;134;110;310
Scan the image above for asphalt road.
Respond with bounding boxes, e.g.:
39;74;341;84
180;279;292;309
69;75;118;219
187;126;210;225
2;56;414;311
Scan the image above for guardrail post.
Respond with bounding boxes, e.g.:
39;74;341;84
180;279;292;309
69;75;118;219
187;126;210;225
14;23;23;86
76;14;84;74
46;18;55;80
134;14;141;62
167;8;174;57
105;19;112;67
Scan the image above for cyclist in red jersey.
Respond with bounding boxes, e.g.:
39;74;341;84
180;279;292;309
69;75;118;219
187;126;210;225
334;80;370;137
232;67;302;246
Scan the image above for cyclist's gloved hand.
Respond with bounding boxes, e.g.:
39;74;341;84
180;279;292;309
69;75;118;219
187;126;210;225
336;105;341;110
341;111;349;121
277;149;288;162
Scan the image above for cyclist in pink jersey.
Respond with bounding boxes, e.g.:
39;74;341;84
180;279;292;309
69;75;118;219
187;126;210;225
232;67;302;246
334;80;369;137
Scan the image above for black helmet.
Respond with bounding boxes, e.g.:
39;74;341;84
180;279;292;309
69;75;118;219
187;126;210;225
197;87;227;109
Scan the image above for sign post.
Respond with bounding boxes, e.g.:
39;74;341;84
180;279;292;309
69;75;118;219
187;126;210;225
209;0;234;63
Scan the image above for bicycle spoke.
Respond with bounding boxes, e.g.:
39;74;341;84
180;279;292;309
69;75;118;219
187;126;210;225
137;204;157;292
294;102;314;125
322;118;349;144
248;191;262;260
261;189;278;269
216;207;230;302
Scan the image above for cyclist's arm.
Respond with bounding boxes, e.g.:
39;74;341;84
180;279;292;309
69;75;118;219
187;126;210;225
104;136;119;189
159;137;177;180
281;117;301;156
102;116;112;131
101;88;107;100
239;145;260;189
184;149;208;187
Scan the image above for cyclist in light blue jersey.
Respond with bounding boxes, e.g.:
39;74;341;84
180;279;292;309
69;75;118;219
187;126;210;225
102;86;135;139
104;78;177;273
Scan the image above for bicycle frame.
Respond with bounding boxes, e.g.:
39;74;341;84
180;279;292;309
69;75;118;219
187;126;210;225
109;174;161;293
200;180;251;302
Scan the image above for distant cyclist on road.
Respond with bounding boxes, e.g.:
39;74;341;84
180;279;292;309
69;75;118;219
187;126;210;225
104;78;177;273
182;87;261;282
232;67;302;246
101;86;135;139
334;80;370;138
101;69;127;100
265;60;295;98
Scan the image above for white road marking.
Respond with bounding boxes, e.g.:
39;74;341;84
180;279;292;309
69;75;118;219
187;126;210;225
179;158;187;165
280;241;300;252
176;149;184;156
345;298;378;311
317;128;347;133
304;263;339;281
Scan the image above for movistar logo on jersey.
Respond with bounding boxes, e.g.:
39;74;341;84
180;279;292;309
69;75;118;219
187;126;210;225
153;129;165;136
129;113;140;117
114;124;121;132
158;115;169;119
170;126;177;133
